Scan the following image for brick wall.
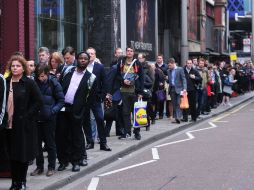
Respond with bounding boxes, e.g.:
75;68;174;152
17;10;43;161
1;0;20;72
25;0;35;60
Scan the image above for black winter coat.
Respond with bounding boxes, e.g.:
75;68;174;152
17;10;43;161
5;75;43;162
36;75;64;122
183;66;202;91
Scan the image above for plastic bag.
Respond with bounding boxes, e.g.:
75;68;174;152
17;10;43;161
133;99;148;128
180;93;189;109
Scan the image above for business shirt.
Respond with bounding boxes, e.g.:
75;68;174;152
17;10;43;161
65;70;86;104
87;61;95;73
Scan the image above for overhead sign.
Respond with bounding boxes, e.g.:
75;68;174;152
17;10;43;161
243;38;251;52
230;52;237;61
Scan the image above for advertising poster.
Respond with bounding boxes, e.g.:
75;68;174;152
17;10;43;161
126;0;156;61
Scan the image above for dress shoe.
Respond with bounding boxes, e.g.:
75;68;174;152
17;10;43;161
118;135;127;140
181;119;188;122
134;133;141;140
46;168;55;177
100;144;112;151
79;159;88;166
30;168;43;176
72;164;80;172
85;143;94;150
172;119;180;124
57;163;68;171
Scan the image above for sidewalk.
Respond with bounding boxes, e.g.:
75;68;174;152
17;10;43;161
1;92;254;190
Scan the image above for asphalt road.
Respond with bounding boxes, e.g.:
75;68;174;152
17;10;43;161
61;101;254;190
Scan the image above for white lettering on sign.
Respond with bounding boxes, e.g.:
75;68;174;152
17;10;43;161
130;41;153;51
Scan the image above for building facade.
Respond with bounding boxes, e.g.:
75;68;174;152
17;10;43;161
0;0;229;72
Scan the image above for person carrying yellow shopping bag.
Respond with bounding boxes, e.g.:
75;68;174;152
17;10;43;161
116;47;144;140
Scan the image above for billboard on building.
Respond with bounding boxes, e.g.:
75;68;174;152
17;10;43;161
126;0;156;61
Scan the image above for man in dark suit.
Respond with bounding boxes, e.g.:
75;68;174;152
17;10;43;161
167;58;187;124
56;51;96;172
57;46;77;80
83;47;111;151
182;59;202;122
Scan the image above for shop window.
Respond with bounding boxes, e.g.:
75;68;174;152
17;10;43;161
35;0;85;55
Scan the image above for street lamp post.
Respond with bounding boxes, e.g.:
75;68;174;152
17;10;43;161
252;0;254;62
181;0;188;66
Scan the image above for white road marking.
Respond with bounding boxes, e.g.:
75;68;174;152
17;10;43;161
98;160;157;177
152;148;160;160
213;121;228;123
155;122;217;148
87;177;100;190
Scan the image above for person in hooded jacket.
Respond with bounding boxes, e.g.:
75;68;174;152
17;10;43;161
31;64;64;177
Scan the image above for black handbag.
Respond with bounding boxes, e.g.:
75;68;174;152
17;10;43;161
143;89;152;99
104;105;117;121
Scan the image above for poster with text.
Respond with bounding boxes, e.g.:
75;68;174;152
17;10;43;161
126;0;156;61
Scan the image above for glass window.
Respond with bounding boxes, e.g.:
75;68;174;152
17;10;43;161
35;0;85;56
40;0;61;51
63;0;77;48
64;23;77;48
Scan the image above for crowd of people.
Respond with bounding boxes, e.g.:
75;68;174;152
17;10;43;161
0;45;254;190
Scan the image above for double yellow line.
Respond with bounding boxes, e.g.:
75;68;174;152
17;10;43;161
212;101;253;122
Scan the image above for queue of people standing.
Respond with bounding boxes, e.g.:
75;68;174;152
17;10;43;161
0;46;252;190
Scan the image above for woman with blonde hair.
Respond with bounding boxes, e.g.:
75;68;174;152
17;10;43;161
48;52;64;78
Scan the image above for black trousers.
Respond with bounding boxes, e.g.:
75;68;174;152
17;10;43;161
156;100;164;118
83;101;107;145
183;90;197;121
142;97;152;127
105;103;124;136
56;110;86;165
121;92;140;136
11;160;28;182
36;120;56;170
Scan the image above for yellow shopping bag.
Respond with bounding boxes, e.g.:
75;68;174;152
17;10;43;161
133;99;148;128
